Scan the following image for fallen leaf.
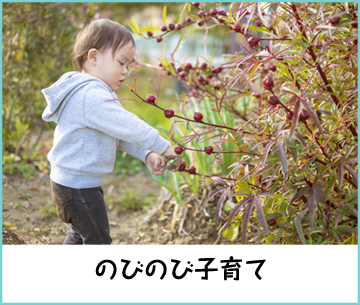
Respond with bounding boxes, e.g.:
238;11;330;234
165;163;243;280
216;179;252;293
33;228;40;233
29;186;39;191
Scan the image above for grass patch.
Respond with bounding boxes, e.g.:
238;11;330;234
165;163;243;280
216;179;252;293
106;189;157;212
113;150;146;177
40;202;57;219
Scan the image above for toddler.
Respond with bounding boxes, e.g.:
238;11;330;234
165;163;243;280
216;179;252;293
42;19;176;245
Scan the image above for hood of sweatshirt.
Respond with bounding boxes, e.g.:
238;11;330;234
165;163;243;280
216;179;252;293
41;71;112;123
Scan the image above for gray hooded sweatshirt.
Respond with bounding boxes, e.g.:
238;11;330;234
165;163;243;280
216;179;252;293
42;71;169;188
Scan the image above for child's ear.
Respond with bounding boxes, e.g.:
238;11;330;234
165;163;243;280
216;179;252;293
87;48;98;66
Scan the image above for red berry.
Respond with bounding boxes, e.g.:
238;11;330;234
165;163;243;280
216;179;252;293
329;15;340;26
263;76;274;90
178;163;186;171
156;36;163;43
200;62;208;69
276;55;285;60
215;66;223;73
219;9;227;16
167;71;172;76
269;65;277;72
185;63;192;70
253;92;261;98
204;146;213;154
255;20;262;27
185;17;192;23
147;31;153;37
161;25;167;32
176;66;183;73
262;68;269;73
268;95;279;106
197;20;204;26
198;10;206;18
214;84;221;90
174;146;184;155
248;36;260;48
204;78;210;85
164;109;174;118
268;24;274;31
169;23;175;30
234;23;241;32
179;71;187;78
187;166;196;174
198;75;206;84
210;8;218;16
158;62;162;67
176;23;183;30
191;89;199;97
194;83;200;89
193;112;203;122
146;94;156;103
286;112;293;120
192;2;200;7
267;218;276;226
218;17;226;24
300;109;309;121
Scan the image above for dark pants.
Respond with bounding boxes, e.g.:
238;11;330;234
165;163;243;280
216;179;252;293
50;179;112;245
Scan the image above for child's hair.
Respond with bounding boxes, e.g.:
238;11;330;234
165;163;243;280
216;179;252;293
71;19;135;72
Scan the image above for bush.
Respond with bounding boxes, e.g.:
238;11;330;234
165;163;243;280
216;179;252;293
129;2;358;244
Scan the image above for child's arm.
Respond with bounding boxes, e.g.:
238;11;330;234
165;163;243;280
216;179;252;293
84;86;169;156
116;138;151;164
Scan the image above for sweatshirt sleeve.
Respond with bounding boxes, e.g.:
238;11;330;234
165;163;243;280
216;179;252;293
83;85;169;155
116;139;152;164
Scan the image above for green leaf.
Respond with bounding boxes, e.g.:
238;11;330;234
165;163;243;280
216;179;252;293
151;178;182;205
276;140;288;173
324;176;336;201
247;25;271;33
223;203;232;212
222;221;240;242
171;32;185;61
128;17;140;35
337;226;357;235
294;208;310;244
162;6;167;24
176;3;187;24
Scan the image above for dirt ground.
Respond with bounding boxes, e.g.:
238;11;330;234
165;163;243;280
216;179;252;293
2;171;238;245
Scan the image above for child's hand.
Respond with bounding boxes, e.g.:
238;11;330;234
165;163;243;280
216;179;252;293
162;145;177;157
162;146;182;172
145;152;167;175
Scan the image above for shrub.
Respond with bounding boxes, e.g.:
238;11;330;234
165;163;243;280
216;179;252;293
129;2;358;244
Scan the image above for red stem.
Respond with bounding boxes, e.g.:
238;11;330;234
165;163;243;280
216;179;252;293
130;90;252;134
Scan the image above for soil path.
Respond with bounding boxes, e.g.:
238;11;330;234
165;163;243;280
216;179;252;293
3;171;235;245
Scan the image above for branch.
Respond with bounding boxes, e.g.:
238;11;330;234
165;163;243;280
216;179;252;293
291;3;358;139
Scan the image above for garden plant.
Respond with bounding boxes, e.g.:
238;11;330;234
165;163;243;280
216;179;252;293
126;2;358;244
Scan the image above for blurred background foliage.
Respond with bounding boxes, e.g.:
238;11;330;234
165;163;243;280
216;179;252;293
3;2;236;176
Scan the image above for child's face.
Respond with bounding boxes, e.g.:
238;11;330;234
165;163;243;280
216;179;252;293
90;42;135;92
